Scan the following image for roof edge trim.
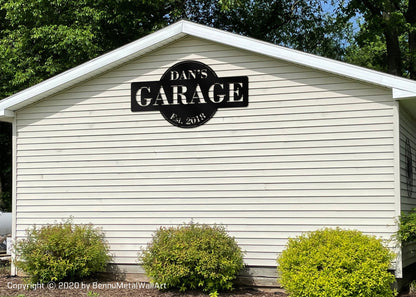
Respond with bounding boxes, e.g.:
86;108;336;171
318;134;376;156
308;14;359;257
0;109;15;122
181;21;416;98
2;20;416;115
393;88;416;99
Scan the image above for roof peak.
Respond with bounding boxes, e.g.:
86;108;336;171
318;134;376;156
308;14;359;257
1;20;415;121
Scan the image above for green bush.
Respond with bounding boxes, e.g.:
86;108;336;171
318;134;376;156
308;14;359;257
397;208;416;243
140;223;244;294
277;228;396;297
14;220;111;283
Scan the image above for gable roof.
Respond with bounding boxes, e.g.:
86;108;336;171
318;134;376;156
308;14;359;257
1;20;416;121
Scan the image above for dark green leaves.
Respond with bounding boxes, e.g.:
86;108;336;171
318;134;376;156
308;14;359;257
140;223;244;295
14;220;111;283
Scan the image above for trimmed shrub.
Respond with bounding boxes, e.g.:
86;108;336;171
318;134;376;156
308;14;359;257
397;208;416;243
140;223;244;294
14;220;111;283
277;228;396;297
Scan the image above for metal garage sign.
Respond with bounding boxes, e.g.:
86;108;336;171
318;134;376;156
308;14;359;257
131;61;248;128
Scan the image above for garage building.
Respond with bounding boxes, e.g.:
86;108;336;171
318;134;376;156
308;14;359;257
1;20;416;284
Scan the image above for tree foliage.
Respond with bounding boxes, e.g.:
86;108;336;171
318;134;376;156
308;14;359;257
0;0;185;99
341;0;416;78
397;208;416;243
184;0;350;60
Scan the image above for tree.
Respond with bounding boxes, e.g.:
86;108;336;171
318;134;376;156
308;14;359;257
341;0;416;78
0;0;186;99
184;0;350;60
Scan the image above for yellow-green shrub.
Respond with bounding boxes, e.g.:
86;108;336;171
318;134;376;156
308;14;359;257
15;221;111;283
397;208;416;243
140;223;244;294
277;228;396;297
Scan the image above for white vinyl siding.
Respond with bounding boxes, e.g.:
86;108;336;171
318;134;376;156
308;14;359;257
15;36;396;267
399;104;416;267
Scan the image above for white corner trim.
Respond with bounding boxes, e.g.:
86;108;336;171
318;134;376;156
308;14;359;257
392;100;403;278
10;117;17;276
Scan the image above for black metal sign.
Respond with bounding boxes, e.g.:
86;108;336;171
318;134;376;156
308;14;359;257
131;61;248;128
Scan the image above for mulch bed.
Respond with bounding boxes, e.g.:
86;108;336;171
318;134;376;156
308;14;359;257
0;270;287;297
0;266;413;297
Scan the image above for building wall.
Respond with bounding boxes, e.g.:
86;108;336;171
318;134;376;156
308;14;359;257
14;36;397;268
399;104;416;268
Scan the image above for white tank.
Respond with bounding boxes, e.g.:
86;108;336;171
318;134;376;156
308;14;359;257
0;212;12;235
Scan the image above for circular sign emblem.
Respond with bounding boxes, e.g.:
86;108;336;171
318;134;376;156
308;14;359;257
131;60;248;128
159;61;218;128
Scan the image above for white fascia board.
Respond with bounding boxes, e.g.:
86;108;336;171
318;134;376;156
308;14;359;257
0;109;15;122
182;21;416;99
0;21;186;113
0;116;14;123
393;88;416;99
0;109;15;118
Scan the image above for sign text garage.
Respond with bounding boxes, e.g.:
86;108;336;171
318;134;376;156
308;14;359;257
131;61;248;128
